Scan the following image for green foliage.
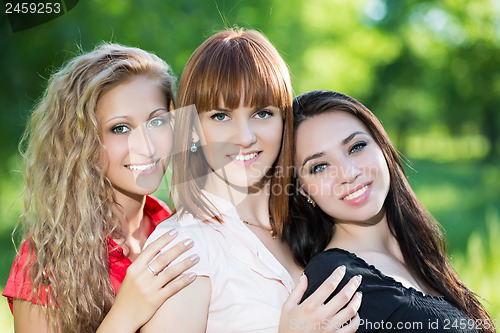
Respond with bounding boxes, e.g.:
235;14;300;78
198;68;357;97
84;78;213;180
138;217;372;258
405;158;500;252
452;209;500;323
1;0;499;329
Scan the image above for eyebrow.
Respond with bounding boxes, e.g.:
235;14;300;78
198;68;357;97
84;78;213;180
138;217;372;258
300;131;368;167
301;152;325;168
104;108;168;125
343;131;367;145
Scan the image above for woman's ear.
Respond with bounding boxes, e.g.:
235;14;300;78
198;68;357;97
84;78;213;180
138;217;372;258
298;185;317;207
192;129;200;144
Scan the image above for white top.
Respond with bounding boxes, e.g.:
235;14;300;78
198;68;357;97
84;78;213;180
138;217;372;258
144;191;295;333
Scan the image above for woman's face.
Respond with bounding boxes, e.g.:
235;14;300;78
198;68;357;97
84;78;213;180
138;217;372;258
294;111;390;224
97;77;173;197
197;99;283;188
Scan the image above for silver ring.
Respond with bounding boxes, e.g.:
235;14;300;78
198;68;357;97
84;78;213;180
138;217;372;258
147;263;157;275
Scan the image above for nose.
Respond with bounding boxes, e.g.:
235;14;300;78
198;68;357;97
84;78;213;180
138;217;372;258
234;119;257;148
337;158;361;185
129;124;156;157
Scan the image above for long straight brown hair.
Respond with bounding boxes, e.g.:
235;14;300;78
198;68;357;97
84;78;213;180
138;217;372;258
285;90;494;332
173;28;293;236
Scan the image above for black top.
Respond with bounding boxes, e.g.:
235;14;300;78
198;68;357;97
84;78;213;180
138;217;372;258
302;248;477;332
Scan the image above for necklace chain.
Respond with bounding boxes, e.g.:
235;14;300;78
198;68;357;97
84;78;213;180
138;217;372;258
242;220;276;239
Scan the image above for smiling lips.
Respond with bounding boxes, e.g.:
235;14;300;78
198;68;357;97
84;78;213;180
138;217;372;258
228;151;261;165
341;182;372;206
125;159;159;171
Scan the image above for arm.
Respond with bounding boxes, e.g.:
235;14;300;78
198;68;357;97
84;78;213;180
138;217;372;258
279;266;362;333
13;300;53;333
97;230;199;333
140;276;211;333
12;231;198;333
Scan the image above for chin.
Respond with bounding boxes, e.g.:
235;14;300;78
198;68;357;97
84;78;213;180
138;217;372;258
134;179;163;194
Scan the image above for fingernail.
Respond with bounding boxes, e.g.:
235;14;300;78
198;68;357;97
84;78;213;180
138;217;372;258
188;272;197;279
357;291;363;298
184;239;194;247
168;228;178;236
190;254;200;262
355;275;362;283
339;265;346;272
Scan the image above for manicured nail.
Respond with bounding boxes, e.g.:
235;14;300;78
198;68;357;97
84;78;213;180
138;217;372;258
190;254;200;263
188;272;197;280
184;239;194;247
355;275;362;283
357;291;363;298
338;265;346;273
168;228;178;236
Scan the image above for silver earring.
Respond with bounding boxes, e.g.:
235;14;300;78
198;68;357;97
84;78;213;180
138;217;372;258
190;143;197;153
307;196;316;207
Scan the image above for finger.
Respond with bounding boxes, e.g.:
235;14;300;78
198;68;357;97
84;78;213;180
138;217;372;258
135;229;179;266
155;254;200;286
303;265;346;307
157;272;197;301
336;312;360;333
323;275;362;318
330;291;362;329
282;274;308;310
148;239;194;274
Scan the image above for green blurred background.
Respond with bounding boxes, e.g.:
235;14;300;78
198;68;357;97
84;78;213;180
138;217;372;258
1;0;499;330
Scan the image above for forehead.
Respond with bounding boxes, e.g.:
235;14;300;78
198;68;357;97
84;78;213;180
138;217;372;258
297;111;367;141
97;77;166;120
295;111;368;156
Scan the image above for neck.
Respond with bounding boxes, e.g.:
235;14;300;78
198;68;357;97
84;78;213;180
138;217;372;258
113;189;149;238
329;209;399;256
203;171;272;229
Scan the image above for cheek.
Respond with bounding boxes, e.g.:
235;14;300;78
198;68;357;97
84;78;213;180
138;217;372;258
152;128;174;155
263;120;283;151
99;146;109;173
374;153;390;184
301;177;334;200
201;127;229;151
101;137;131;171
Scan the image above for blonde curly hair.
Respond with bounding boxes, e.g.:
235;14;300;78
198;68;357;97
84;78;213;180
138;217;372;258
16;43;175;332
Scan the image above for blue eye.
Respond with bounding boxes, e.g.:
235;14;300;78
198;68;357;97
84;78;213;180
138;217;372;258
147;116;167;128
111;124;130;134
211;113;230;122
350;141;367;154
310;163;327;174
254;110;273;119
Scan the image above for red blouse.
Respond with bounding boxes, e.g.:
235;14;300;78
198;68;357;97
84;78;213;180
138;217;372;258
2;196;171;312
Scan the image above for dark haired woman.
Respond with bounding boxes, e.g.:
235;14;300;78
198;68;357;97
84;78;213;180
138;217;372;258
286;90;495;332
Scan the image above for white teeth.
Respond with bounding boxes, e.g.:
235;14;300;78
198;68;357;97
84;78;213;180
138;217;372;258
342;185;369;201
230;152;259;161
126;160;158;171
